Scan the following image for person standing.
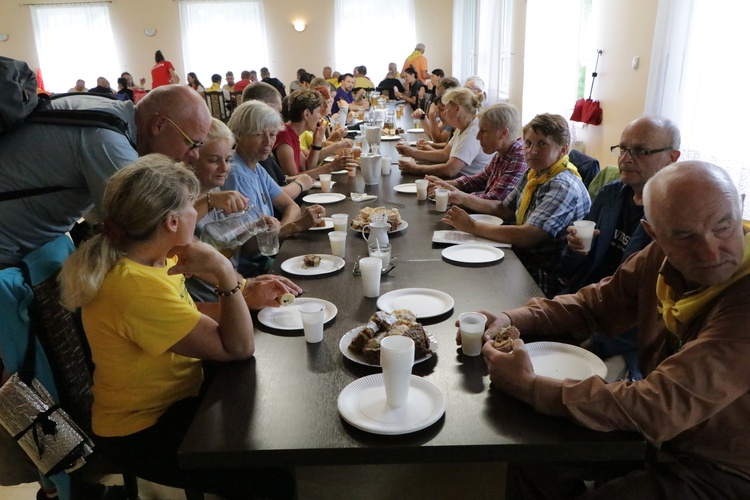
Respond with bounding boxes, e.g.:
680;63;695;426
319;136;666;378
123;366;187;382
151;50;178;89
401;42;429;83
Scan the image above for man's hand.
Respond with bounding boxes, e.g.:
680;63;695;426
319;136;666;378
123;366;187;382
398;157;418;174
296;204;327;231
483;338;536;404
425;175;456;197
412;108;426;119
287;174;315;191
566;226;600;255
395;142;414;155
243;274;303;310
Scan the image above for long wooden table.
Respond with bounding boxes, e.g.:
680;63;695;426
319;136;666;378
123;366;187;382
178;142;646;469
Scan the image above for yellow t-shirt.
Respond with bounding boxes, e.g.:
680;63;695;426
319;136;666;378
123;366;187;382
82;256;203;437
354;76;374;89
206;83;221;92
326;77;340;88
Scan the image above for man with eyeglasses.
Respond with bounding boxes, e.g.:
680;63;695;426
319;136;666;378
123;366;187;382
0;84;211;267
559;116;681;376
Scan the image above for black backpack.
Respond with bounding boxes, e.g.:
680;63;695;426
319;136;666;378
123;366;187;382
0;57;135;202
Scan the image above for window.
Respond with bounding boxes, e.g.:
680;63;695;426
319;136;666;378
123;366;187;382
178;0;268;86
452;0;513;103
30;4;120;94
646;0;750;215
334;0;416;81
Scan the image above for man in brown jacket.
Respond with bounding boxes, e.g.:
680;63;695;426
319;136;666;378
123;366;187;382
475;161;750;498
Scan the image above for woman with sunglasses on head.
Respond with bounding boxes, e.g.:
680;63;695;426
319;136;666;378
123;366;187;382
58;154;295;498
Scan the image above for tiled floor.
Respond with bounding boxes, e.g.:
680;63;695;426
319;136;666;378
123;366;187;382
0;463;506;499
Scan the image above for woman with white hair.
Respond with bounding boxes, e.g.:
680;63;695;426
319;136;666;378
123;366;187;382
58;155;295;498
398;87;493;178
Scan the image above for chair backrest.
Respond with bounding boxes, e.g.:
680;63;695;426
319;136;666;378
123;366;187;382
205;91;228;121
569;149;601;188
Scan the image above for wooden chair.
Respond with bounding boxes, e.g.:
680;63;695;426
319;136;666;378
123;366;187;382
204;91;229;122
229;90;244;114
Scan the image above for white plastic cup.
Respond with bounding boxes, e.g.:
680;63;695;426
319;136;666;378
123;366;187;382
458;312;488;356
298;302;325;343
381;156;391;175
415;179;429;201
573;220;597;252
435;188;450;212
359;256;382;297
331;213;349;232
319;173;332;193
368;242;391;268
256;226;280;256
328;231;347;258
380;335;415;407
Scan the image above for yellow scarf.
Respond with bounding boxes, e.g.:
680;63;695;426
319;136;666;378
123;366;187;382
657;228;750;336
405;50;422;63
516;155;580;225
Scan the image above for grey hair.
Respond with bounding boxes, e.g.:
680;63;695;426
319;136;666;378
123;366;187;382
479;103;521;139
59;154;200;310
640;115;682;150
227;100;283;138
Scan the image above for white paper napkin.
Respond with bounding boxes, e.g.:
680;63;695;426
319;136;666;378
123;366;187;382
351;193;377;202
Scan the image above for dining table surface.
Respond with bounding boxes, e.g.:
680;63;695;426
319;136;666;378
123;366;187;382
178;102;647;470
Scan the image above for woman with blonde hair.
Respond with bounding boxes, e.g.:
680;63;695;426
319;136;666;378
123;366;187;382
397;87;493;178
58;154;295;498
443;113;591;297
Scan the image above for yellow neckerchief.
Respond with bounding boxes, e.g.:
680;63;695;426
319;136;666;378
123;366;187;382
656;225;750;337
405;50;422;63
515;155;580;225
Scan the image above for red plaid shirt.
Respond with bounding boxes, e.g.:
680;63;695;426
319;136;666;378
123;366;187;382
455;139;527;201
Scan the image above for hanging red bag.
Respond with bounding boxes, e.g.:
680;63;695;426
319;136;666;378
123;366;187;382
570;50;603;126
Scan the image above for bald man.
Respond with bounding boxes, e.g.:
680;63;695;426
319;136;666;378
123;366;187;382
477;161;750;498
0;84;211;266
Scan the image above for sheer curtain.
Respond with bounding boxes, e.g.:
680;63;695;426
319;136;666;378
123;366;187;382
452;0;477;85
334;0;415;79
646;0;750;213
521;0;583;124
30;4;120;94
179;0;268;85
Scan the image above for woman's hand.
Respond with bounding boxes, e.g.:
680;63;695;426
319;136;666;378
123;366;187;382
398;157;418;174
328;125;348;142
412;108;425;119
416;138;431;151
442;206;475;232
209;190;249;214
395;142;413;155
332;138;354;151
243;274;303;310
312;121;326;146
296;204;327;231
329;156;359;172
167;241;233;283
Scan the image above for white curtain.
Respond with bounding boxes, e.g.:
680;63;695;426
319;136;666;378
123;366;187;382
646;0;750;214
334;0;416;80
521;0;583;124
30;4;120;94
452;0;477;85
179;0;268;86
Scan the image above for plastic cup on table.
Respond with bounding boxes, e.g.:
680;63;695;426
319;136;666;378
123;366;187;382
359;256;382;297
331;214;349;232
319;173;332;193
573;220;597;252
381;156;391;175
328;231;347;258
435;188;450;212
298;302;325;343
458;312;488;356
415;179;429;201
380;335;415;407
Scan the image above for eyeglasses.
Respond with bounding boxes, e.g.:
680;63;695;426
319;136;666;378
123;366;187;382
158;114;204;150
610;145;672;158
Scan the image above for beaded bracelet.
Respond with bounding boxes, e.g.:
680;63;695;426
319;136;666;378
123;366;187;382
214;281;242;297
206;191;214;211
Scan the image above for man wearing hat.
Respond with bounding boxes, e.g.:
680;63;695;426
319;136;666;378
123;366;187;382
402;42;429;83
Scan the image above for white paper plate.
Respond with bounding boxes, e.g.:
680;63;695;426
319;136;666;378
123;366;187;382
469;214;504;226
280;254;345;276
338;374;446;435
302;193;346;204
338;326;438;367
394;183;417;194
308;218;334;231
441;244;505;264
381;135;401;141
312;180;336;189
350;220;409;234
377;288;454;319
406;128;425;133
526;342;608;380
257;297;337;331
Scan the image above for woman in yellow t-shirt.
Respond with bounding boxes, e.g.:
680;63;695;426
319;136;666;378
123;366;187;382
58;155;295;498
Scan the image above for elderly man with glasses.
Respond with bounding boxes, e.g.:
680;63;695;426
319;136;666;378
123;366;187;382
0;84;211;267
559;116;681;376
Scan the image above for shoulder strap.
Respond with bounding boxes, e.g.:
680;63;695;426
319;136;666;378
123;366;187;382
0;185;72;202
26;108;136;150
18;262;36;386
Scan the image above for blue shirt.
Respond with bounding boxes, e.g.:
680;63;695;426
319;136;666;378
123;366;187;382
331;87;353;114
223;151;283;216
